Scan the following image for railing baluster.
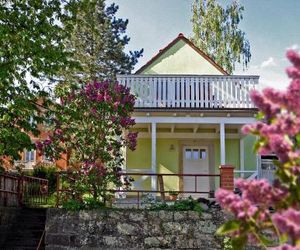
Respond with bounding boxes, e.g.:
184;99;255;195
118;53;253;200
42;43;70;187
116;75;259;109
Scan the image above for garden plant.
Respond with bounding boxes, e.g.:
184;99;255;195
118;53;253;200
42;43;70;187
216;50;300;249
37;81;137;209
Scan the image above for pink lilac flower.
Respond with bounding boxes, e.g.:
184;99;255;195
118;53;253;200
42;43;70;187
216;189;258;220
43;138;52;146
263;88;286;105
286;50;300;68
35;141;44;150
272;208;300;242
268;134;292;162
54;128;63;136
113;101;120;110
286;66;300;79
126;132;138;151
235;179;287;206
271;244;300;250
250;90;280;120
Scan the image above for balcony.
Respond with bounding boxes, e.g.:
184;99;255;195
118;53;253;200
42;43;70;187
117;75;259;109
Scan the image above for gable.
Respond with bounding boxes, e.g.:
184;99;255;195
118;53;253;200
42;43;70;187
136;36;227;75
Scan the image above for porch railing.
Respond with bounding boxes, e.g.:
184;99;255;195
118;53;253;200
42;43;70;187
234;170;258;180
117;74;259;109
0;173;48;207
56;172;221;208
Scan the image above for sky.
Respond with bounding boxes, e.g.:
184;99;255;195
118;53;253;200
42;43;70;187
106;0;300;90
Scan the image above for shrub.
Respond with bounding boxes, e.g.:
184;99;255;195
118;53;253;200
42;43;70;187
32;162;58;193
216;50;300;249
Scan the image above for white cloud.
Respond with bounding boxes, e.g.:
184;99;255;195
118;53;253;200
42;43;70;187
235;60;289;91
261;57;276;68
286;44;299;51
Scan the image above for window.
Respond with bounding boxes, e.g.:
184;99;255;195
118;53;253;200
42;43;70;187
200;149;206;159
192;149;199;160
185;149;192;159
25;150;35;162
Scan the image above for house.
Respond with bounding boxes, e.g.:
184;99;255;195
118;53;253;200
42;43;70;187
6;125;68;171
117;33;261;195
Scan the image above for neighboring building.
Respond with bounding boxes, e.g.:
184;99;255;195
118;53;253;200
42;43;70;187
6;126;68;171
117;33;260;194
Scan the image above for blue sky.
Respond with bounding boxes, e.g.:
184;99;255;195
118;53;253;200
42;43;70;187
107;0;300;89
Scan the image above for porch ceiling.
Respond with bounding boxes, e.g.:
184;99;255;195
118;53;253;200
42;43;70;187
131;123;242;137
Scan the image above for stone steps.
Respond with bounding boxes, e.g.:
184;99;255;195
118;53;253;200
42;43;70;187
2;208;46;250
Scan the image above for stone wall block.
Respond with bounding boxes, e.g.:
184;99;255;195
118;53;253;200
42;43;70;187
108;210;126;220
45;234;70;246
129;211;145;222
173;211;188;221
195;220;217;234
162;222;189;235
143;221;162;236
188;210;201;220
117;222;140;235
158;210;173;221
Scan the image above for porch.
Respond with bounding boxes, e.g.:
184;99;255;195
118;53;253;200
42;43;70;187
125;116;259;196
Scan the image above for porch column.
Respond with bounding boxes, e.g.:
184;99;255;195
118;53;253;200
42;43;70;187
151;122;157;191
240;137;244;178
220;122;226;165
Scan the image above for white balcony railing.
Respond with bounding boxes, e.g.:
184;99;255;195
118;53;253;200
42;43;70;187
117;75;259;109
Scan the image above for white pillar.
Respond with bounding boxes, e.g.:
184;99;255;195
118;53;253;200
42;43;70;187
240;137;244;178
151;122;157;191
220;122;226;165
256;154;261;178
256;136;261;179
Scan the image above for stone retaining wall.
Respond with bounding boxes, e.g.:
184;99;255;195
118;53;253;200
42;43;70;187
46;208;226;249
0;206;20;247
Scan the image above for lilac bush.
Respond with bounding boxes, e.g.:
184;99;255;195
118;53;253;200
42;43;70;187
216;51;300;249
37;81;137;207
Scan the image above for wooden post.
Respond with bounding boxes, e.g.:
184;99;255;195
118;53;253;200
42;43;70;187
17;175;24;207
220;165;235;191
55;173;60;208
157;174;165;201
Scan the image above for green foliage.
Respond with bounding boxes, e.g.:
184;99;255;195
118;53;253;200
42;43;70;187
191;0;251;74
0;0;77;161
32;163;58;193
62;198;84;211
58;0;143;89
82;197;105;209
222;237;233;250
148;197;202;214
62;197;105;211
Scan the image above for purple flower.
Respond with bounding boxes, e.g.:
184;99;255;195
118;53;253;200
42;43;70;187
35;141;44;150
43;139;52;146
272;208;300;242
271;244;300;250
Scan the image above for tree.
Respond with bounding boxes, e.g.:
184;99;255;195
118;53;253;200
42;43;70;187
0;0;77;163
37;81;137;206
191;0;251;74
216;50;300;249
58;0;143;88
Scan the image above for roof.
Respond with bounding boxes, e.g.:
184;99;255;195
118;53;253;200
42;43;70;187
135;33;229;75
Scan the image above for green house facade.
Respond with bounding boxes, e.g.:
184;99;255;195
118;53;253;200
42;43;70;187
117;34;260;195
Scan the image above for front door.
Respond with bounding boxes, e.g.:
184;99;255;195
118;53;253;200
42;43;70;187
183;146;209;197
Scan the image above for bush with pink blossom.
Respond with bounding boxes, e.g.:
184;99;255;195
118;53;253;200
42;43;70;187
216;51;300;249
37;81;137;208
